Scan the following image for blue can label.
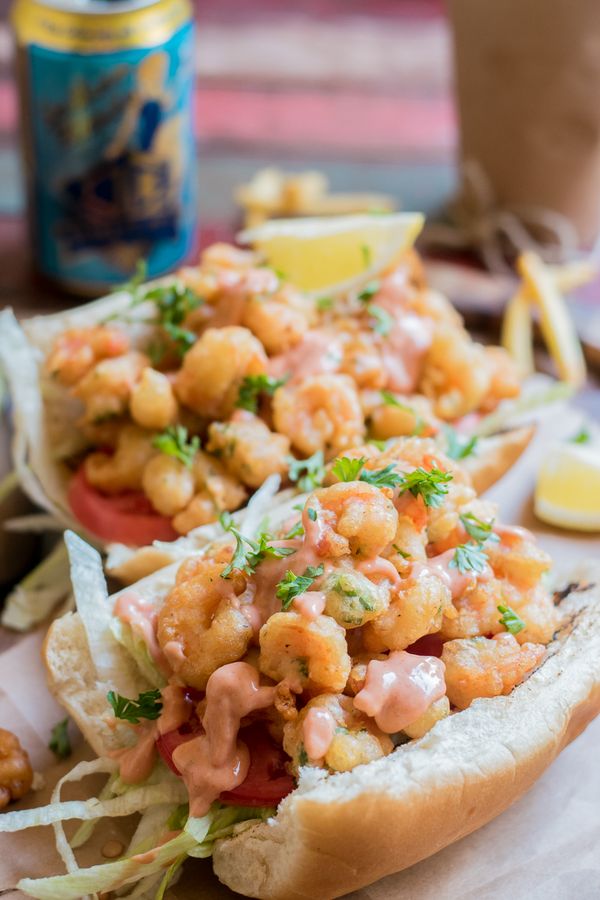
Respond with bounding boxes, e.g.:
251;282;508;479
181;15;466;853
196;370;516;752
25;19;197;288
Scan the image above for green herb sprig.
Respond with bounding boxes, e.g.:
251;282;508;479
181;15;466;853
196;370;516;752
497;604;526;635
287;451;326;492
236;374;287;414
49;718;71;760
107;689;163;724
277;564;325;610
152;425;200;468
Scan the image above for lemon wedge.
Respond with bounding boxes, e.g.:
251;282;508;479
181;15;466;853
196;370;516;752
238;212;424;294
534;441;600;531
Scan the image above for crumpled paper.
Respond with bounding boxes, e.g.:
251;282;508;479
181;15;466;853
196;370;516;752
1;406;599;899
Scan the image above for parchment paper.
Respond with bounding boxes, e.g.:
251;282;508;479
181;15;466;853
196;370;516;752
1;406;599;899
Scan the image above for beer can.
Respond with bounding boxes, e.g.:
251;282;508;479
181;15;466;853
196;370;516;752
12;0;197;295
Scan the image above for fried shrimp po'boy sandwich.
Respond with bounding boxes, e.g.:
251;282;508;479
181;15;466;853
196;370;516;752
1;436;598;899
0;236;529;561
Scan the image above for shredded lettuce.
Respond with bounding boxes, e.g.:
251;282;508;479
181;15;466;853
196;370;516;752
475;379;574;437
110;618;166;689
1;540;71;631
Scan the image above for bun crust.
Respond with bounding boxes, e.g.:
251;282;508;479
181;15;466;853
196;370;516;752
464;426;535;495
43;573;600;900
212;582;600;899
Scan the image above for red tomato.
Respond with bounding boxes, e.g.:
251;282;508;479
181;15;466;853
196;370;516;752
157;722;295;808
68;464;178;546
220;725;295;808
406;634;444;658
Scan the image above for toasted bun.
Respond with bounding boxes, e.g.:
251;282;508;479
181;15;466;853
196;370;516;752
213;579;600;899
464;426;535;495
42;572;600;900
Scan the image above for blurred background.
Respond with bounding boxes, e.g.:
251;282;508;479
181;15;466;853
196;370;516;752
0;0;456;311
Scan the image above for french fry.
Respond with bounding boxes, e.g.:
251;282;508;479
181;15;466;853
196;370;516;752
551;258;597;294
518;251;587;388
501;285;535;377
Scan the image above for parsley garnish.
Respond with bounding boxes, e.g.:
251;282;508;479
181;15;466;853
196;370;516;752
498;604;526;635
331;456;367;482
107;689;163;724
443;425;478;461
367;304;393;337
287;451;326;492
277;564;325;610
570;427;591;444
49;718;71;760
152;425;199;468
459;513;499;545
358;280;380;303
316;296;334;311
284;520;304;539
360;463;403;489
397;467;453;508
298;745;309;766
236;374;286;413
307;507;317;521
450;542;488;575
220;513;296;579
368;438;388;451
393;544;411;559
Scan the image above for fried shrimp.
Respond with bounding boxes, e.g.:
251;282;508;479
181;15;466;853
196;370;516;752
171;451;248;533
403;696;450;739
174;326;267;419
442;633;545;709
323;568;390;628
283;693;392;774
364;573;452;653
73;351;149;424
272;373;365;458
0;728;33;810
242;284;314;354
366;391;437;441
84;424;156;494
157;559;252;690
207;411;290;489
309;481;398;559
129;367;178;431
419;323;491;419
45;326;130;386
259;612;351;695
142;454;196;517
479;346;521;412
486;528;552;591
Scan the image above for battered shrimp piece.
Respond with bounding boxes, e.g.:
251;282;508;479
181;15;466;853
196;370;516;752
323;568;390;628
172;451;247;534
273;374;365;458
408;288;463;328
0;728;33;810
513;584;561;645
310;481;398;559
283;693;392;774
242;284;314;354
338;322;386;389
364;573;452;653
419;323;491;419
403;696;450;739
486;529;551;591
366;391;438;440
157;560;252;690
259;612;351;695
45;326;130;386
384;512;428;576
73;351;149;424
207;411;290;488
442;633;545;709
84;424;156;494
426;480;477;547
130;367;178;430
479;346;521;413
142;454;195;516
440;578;514;642
174;326;267;419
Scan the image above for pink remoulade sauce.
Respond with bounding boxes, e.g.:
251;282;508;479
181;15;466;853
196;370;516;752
302;707;337;762
268;330;344;383
354;651;446;733
172;662;275;816
293;591;326;620
411;549;492;600
114;591;170;677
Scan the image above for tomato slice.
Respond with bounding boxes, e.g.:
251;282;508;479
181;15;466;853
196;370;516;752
68;464;178;546
156;721;295;808
220;725;295;808
406;634;444;658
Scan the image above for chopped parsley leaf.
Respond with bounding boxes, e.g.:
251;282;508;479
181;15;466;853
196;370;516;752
220;514;296;579
357;280;381;303
359;463;403;489
397;467;453;508
570;426;591;444
450;542;489;575
277;564;325;610
287;451;326;492
236;374;287;413
152;425;199;468
443;425;478;461
459;512;499;545
107;689;163;724
498;604;526;635
307;507;318;521
367;304;393;337
49;718;71;760
331;456;366;482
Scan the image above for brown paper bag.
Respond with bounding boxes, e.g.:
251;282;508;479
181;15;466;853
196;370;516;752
446;0;600;262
